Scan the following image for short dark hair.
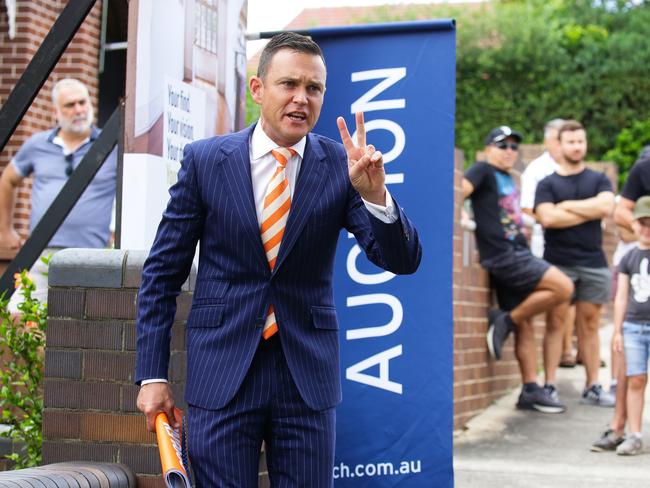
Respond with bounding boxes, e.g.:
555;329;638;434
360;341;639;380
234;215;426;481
558;120;585;140
257;32;325;79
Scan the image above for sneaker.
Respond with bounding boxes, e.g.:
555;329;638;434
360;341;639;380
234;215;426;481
581;384;615;407
591;428;625;452
609;383;617;398
516;385;566;414
543;383;561;403
486;309;513;360
617;434;643;456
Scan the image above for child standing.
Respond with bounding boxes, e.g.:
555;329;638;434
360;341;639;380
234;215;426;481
612;195;650;455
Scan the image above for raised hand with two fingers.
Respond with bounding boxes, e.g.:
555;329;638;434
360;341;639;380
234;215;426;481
337;112;387;206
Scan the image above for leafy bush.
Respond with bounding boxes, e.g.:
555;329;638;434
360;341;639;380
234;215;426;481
245;70;260;126
605;117;650;188
455;0;650;164
0;260;49;469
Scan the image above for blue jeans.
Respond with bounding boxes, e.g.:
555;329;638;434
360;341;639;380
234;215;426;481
623;321;650;376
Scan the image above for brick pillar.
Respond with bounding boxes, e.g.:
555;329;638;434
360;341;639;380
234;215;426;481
0;1;103;238
44;249;189;487
43;249;271;487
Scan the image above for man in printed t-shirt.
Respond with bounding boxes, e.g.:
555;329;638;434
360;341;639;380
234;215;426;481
535;120;616;409
463;126;573;414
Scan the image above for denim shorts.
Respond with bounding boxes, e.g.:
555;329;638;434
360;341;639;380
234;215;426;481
623;321;650;376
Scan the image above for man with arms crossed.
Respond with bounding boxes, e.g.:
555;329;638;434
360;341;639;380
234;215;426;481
135;33;422;487
463;126;573;413
535;120;615;408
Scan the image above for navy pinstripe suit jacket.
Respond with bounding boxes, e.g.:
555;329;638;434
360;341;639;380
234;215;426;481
135;124;422;411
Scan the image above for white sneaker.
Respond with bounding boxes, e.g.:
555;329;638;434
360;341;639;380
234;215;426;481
617;434;643;456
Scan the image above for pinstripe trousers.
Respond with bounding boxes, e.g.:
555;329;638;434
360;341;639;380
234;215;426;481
187;335;335;487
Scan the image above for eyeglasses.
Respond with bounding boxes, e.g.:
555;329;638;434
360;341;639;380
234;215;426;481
65;153;74;176
494;141;519;151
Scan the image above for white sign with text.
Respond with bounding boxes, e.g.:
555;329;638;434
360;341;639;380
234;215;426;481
163;76;206;162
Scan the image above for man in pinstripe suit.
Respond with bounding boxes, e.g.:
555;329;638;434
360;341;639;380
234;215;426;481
135;32;421;487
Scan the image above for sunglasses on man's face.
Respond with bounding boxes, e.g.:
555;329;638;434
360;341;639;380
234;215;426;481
65;153;74;176
494;141;519;151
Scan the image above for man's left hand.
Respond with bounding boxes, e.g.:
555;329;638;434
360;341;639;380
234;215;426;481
337;112;387;205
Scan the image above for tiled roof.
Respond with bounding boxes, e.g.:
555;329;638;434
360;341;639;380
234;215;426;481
286;2;487;30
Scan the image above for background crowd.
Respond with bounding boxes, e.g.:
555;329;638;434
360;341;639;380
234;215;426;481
463;118;650;456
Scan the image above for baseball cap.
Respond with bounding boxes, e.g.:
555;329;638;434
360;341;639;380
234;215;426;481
485;126;523;145
633;196;650;220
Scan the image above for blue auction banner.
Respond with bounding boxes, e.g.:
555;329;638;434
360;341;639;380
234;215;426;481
310;21;456;487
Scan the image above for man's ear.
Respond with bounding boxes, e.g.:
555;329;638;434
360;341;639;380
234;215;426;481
249;76;263;105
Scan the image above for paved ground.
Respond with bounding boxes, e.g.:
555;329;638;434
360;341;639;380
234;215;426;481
454;324;650;488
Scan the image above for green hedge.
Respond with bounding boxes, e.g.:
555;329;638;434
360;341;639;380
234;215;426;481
605;117;650;187
455;0;650;166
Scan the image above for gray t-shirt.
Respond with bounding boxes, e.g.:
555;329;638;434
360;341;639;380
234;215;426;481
11;127;116;248
618;247;650;323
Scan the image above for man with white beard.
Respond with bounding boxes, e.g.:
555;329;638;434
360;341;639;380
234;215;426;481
0;78;116;309
520;119;564;257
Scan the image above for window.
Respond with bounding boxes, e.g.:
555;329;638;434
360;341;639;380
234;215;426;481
195;0;218;54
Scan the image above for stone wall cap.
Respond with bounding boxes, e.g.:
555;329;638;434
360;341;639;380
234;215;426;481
49;249;127;288
48;248;196;290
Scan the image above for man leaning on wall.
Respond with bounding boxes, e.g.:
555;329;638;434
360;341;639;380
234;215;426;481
462;125;573;414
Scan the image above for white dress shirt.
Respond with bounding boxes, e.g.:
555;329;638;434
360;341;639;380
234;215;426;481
142;123;397;386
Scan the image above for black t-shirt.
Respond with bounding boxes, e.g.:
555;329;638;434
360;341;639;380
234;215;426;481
465;161;528;264
621;146;650;201
534;168;612;268
618;247;650;323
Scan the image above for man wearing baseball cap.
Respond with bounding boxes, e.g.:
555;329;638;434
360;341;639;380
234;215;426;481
462;126;574;413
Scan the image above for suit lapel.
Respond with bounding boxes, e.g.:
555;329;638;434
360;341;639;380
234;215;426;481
221;126;269;271
273;133;327;273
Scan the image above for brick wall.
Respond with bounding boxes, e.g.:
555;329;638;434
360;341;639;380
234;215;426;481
0;1;102;237
42;249;268;487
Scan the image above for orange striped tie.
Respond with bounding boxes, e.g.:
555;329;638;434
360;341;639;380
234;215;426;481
261;147;296;339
